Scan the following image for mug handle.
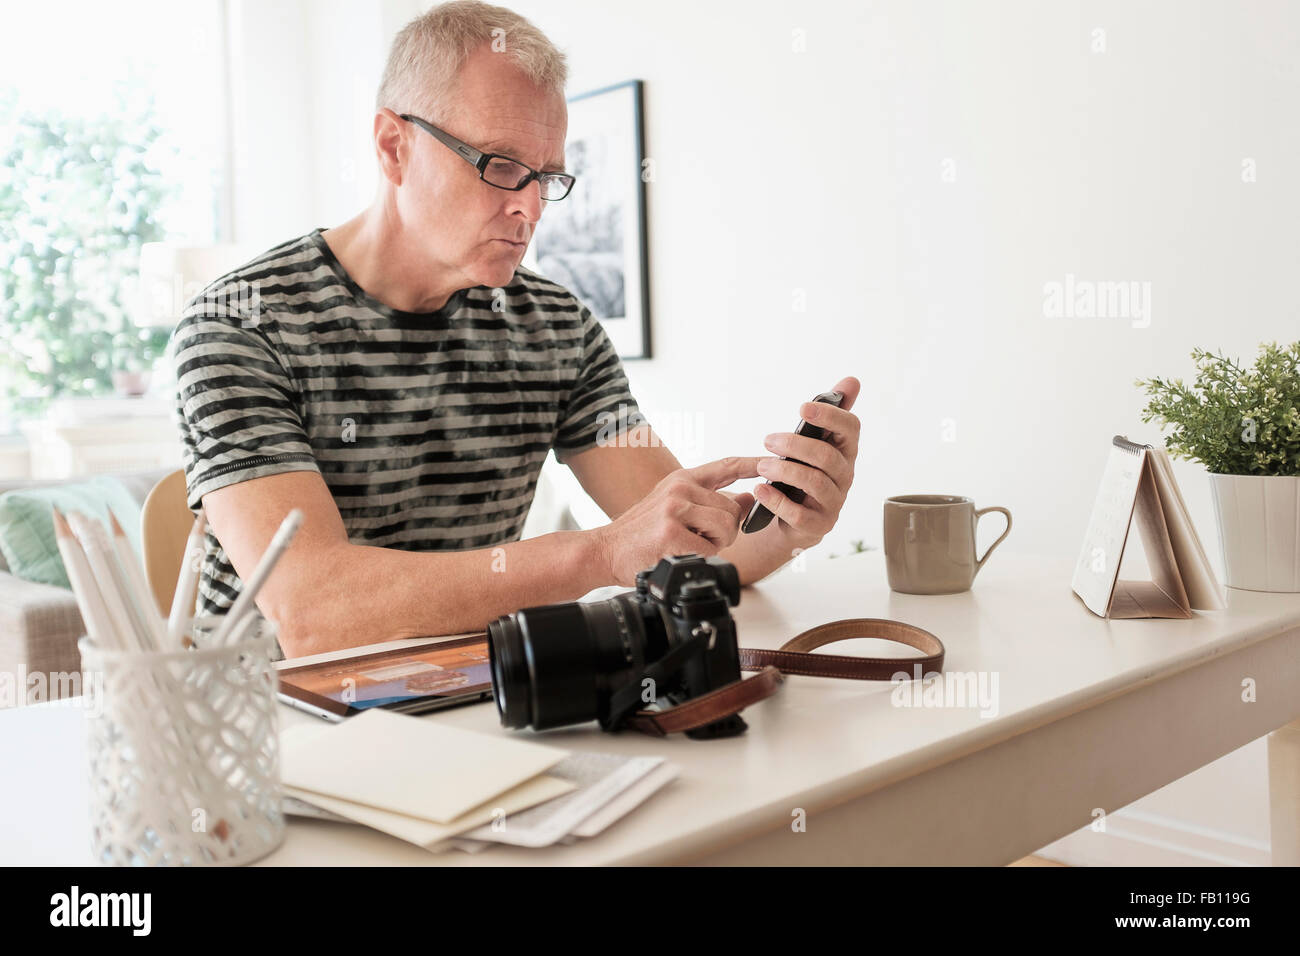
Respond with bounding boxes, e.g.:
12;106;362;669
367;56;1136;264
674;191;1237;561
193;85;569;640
973;506;1012;577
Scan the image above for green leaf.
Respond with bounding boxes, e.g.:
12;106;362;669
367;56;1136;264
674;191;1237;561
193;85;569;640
0;86;180;415
1136;341;1300;476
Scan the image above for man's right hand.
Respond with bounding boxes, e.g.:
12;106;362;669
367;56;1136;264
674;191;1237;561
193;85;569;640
592;456;761;586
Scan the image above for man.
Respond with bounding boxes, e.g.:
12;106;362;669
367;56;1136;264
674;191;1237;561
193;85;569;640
173;1;860;658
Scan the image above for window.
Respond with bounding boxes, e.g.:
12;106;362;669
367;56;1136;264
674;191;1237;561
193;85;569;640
0;0;230;426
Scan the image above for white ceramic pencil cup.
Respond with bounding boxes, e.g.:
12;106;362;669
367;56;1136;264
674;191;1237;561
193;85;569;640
78;615;285;866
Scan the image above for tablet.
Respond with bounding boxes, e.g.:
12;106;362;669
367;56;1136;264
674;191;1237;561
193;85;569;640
276;635;494;722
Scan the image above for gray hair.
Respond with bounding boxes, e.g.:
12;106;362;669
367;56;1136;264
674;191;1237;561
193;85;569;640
375;1;568;123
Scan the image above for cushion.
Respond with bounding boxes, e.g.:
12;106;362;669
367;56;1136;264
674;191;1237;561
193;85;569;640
0;476;145;590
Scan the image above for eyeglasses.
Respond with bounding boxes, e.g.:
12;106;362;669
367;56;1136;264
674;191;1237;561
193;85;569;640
399;113;576;201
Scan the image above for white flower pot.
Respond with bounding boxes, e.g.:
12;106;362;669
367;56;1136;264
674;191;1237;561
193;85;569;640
1209;474;1300;592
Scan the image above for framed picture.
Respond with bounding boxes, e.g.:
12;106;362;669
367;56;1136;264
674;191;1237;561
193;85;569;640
524;79;651;359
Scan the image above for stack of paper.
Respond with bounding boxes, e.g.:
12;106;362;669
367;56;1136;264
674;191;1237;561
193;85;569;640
442;752;680;851
279;709;574;850
280;709;679;853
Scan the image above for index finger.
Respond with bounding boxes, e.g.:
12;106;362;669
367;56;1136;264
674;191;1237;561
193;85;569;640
684;455;762;491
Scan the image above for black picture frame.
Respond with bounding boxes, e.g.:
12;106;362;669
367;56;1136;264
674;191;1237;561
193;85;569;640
525;79;651;359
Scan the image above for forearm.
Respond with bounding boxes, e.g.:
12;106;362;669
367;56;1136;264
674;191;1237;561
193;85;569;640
716;523;813;587
270;528;612;657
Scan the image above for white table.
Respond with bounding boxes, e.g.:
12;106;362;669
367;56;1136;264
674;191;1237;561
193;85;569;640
4;549;1300;866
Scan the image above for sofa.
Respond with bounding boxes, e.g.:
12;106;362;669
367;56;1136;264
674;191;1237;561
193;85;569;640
0;467;174;703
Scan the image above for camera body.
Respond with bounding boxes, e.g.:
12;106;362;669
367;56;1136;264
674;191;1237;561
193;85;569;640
487;554;749;739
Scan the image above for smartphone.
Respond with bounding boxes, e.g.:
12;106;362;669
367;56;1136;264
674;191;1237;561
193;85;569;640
741;390;844;534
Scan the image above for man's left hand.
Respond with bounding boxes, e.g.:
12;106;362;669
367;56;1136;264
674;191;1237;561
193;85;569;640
752;374;861;549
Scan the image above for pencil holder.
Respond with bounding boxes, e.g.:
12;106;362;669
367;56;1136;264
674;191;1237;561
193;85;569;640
78;615;285;866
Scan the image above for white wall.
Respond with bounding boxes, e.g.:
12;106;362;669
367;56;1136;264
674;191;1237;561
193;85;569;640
226;0;1300;864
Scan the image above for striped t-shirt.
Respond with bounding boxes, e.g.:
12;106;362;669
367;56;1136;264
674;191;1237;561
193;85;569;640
172;227;646;623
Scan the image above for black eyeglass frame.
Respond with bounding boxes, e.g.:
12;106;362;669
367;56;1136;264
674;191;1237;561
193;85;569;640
398;112;576;200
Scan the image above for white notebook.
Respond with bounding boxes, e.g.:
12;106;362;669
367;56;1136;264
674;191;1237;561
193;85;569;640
1072;435;1226;619
280;708;568;823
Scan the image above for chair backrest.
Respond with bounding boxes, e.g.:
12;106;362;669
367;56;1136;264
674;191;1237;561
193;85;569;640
140;469;194;616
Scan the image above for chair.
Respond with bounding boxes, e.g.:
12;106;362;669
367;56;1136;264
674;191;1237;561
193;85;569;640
139;469;196;617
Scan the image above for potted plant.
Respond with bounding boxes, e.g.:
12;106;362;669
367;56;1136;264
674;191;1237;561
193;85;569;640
111;343;153;398
1136;341;1300;592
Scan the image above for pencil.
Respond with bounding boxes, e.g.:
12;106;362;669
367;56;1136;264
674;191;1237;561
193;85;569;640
66;511;154;653
168;507;207;650
52;508;122;651
108;509;166;651
212;508;303;647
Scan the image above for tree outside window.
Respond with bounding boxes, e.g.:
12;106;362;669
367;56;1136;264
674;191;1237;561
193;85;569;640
0;0;226;431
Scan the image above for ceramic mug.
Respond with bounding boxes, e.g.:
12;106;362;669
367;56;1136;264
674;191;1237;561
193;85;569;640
883;495;1012;594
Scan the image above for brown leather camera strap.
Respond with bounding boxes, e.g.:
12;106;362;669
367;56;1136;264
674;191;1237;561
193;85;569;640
625;618;945;737
739;617;945;679
624;664;785;737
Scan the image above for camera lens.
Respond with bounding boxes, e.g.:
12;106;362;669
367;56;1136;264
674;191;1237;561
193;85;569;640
486;612;531;728
487;595;659;731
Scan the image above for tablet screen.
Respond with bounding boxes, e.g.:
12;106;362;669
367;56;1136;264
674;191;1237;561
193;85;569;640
277;635;493;716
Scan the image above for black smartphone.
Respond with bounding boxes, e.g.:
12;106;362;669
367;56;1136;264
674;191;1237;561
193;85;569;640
741;390;844;534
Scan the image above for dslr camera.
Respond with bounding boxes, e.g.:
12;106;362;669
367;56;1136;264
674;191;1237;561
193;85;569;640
487;554;747;739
